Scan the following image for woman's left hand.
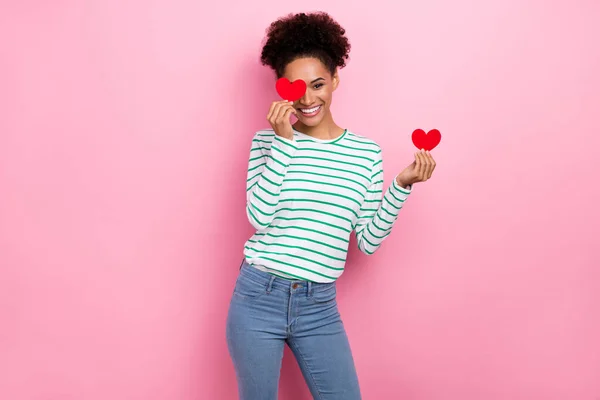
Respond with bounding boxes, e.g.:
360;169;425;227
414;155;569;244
395;149;436;188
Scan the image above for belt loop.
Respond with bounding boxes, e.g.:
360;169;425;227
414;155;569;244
307;281;312;298
267;275;276;293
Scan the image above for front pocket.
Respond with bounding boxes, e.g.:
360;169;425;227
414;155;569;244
310;284;337;304
233;275;267;301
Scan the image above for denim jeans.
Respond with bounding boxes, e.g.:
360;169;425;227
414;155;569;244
226;260;361;400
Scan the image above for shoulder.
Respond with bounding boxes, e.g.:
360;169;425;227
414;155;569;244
252;129;276;140
250;129;277;147
344;130;382;152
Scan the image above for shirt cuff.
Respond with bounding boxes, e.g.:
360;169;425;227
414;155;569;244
392;177;412;195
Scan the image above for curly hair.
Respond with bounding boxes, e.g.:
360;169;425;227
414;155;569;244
260;12;351;78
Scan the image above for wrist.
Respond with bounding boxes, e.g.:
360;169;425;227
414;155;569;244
395;175;409;189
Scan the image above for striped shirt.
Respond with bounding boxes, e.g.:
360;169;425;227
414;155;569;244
243;128;412;283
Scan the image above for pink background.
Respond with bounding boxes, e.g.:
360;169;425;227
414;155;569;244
1;1;599;399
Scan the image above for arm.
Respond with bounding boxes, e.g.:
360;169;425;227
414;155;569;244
353;149;412;254
246;132;298;231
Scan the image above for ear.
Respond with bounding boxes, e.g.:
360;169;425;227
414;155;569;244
332;69;340;91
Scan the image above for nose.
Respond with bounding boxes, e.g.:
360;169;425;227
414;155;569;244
299;89;315;106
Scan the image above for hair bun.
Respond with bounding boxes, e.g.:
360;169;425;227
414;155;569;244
260;12;351;78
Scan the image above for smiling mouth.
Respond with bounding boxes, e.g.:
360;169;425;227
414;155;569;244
298;105;322;117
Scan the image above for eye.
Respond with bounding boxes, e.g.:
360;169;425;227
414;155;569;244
314;83;324;89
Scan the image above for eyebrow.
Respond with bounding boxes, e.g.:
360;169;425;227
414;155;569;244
311;77;325;84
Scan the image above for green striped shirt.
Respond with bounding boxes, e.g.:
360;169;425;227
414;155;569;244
244;128;412;283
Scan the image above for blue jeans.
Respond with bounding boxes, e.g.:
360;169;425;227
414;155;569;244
226;260;362;399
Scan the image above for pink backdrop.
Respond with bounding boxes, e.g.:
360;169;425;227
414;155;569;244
1;1;599;399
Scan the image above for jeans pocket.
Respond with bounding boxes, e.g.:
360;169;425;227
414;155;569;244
233;275;267;301
309;284;337;305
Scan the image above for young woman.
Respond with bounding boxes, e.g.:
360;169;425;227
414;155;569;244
226;11;436;399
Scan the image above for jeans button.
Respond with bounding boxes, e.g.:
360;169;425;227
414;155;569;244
292;283;299;289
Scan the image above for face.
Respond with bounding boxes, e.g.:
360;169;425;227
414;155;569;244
282;57;339;128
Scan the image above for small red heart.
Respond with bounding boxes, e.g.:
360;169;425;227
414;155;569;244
411;129;441;151
276;78;307;102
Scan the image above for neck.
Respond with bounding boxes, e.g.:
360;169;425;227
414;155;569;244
292;112;344;140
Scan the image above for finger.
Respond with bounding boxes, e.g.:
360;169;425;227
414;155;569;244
422;150;431;180
267;101;279;122
426;151;435;179
281;107;295;123
417;150;427;181
423;150;431;180
276;103;295;124
414;151;422;180
288;101;298;116
268;100;288;122
274;103;290;124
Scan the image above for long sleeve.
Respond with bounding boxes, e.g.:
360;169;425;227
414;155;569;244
353;149;412;254
246;132;298;231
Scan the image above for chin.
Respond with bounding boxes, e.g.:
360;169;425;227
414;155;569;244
300;117;323;127
298;112;326;127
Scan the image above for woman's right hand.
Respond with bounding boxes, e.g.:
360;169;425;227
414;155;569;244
267;100;297;141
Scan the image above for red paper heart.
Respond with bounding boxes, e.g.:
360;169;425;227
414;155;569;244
276;78;307;102
412;129;441;151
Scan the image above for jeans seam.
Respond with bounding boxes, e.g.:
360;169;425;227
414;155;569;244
288;340;323;400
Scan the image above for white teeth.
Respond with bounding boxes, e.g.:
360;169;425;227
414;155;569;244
300;105;320;113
